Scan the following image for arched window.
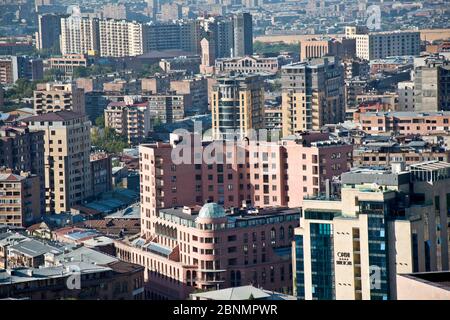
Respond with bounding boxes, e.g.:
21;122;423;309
280;226;285;240
288;225;294;238
270;228;276;244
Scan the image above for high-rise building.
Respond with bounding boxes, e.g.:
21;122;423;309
60;16;100;55
98;19;144;57
233;12;253;57
281;57;345;136
345;27;420;60
293;162;450;300
90;152;112;195
33;83;85;115
211;74;264;139
36;14;66;52
0;169;42;227
24;111;93;214
414;56;450;112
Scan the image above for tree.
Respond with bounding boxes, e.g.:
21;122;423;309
95;115;105;128
253;41;299;55
139;63;163;78
91;127;129;154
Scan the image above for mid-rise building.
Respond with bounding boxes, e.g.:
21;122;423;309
300;38;356;61
397;81;415;111
24;111;93;214
104;98;151;145
46;54;88;79
90;152;112;195
0;169;41;227
211;74;264;139
138;131;352;217
0;126;45;214
293;162;450;300
357;111;450;135
115;203;299;299
414;56;450;112
169;77;208;115
33;82;85;115
281;57;345;136
345;26;420;60
146;93;186;124
0;56;43;85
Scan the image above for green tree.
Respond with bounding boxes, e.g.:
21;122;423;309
253;41;299;55
95;115;105;128
139;63;163;78
91;127;129;154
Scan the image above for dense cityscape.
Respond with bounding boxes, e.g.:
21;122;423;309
0;0;449;304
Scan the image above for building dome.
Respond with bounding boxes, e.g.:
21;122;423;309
198;203;226;219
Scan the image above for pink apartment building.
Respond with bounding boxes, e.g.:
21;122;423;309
137;131;352;235
115;203;299;299
358;111;450;135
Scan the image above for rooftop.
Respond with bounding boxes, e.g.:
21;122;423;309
23;111;85;123
190;285;296;300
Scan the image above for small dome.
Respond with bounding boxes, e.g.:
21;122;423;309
198;203;226;219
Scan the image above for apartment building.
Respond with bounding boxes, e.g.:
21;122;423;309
98;19;144;57
397;81;415;111
0;169;41;227
146;93;186;124
293;162;450;300
33;82;85;115
281;57;345;136
215;56;279;75
24;111;93;214
115;203;299;299
211;74;265;140
299;38;356;61
414;56;450;112
345;26;420;60
60;16;100;55
357;111;450;135
0;126;45;214
169;77;208;115
0;56;43;85
138;131;352;222
104;99;151;145
36;13;66;52
90;152;113;195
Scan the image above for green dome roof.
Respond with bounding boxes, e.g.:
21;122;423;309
198;203;226;219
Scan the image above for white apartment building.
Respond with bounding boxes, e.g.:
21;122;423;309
98;19;144;57
345;27;420;60
60;16;99;55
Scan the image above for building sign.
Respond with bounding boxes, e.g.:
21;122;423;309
336;252;352;266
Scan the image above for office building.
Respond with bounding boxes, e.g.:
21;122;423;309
345;27;420;60
211;74;264;139
24;111;93;214
293;162;450;300
233;13;253;57
281;57;345;136
33;83;85;115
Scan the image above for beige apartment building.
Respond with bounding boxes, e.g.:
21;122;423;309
104;97;151;145
24;111;92;214
0;169;41;227
281;57;345;136
293;162;450;300
33;82;85;115
211;74;265;139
